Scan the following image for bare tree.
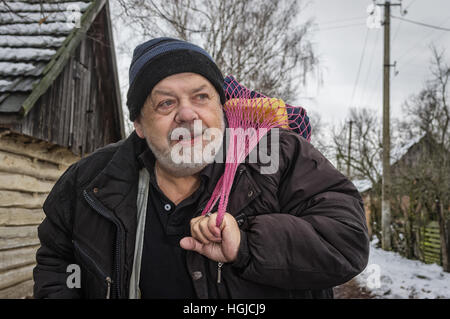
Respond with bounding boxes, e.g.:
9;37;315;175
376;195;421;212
332;107;384;242
333;108;382;184
400;46;450;149
114;0;318;102
308;110;333;160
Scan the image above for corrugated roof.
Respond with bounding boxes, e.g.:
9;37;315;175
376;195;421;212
0;0;94;113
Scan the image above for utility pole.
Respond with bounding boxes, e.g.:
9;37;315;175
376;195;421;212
378;0;401;251
347;120;353;177
381;0;392;251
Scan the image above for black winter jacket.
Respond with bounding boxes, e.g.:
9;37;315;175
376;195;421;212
33;129;369;299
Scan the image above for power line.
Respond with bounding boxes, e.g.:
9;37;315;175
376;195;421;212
319;16;367;26
391;15;450;31
392;0;418;42
361;29;381;107
316;22;366;32
396;16;450;68
349;27;369;109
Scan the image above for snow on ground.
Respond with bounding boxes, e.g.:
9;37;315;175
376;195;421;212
354;238;450;299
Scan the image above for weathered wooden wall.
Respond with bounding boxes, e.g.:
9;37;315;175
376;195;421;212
6;6;123;157
0;132;79;298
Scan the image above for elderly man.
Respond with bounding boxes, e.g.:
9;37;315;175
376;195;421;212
33;38;369;299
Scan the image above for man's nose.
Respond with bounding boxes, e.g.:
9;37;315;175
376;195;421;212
175;100;199;123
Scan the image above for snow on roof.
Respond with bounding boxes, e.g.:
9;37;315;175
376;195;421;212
352;179;373;193
0;22;74;35
0;47;56;61
0;0;94;113
0;61;46;78
0;61;38;75
0;35;65;48
0;10;80;24
0;1;91;12
355;238;450;299
0;77;39;93
390;133;426;165
0;79;13;87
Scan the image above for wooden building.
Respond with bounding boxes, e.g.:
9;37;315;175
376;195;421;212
356;135;449;270
0;0;124;298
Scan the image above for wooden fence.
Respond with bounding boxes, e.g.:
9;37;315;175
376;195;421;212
416;221;442;265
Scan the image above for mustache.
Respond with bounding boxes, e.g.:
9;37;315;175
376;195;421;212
168;123;207;141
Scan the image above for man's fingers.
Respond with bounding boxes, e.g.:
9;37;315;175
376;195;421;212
199;217;221;242
191;219;210;244
207;214;222;239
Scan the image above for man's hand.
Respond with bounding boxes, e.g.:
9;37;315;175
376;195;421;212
180;212;240;263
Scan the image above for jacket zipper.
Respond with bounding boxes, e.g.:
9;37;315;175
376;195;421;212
83;189;124;299
193;205;225;286
73;240;114;299
105;277;112;299
217;262;223;284
210;167;246;287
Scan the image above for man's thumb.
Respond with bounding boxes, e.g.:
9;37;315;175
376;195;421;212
180;237;202;252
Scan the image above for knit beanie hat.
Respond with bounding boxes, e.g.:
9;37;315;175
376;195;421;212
127;37;226;121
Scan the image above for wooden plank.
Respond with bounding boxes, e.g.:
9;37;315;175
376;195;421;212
0;279;34;299
423;249;441;255
425;233;440;238
0;246;39;272
0;150;66;181
423;252;440;258
0;190;47;208
0;264;34;290
0;226;38;239
423;244;441;250
0;207;45;226
0;135;79;166
424;237;441;245
424;232;441;238
423;258;440;264
0;237;40;250
423;253;441;258
0;172;54;193
423;251;441;258
424;239;441;246
0;225;39;251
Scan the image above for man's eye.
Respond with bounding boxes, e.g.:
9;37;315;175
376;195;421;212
158;100;174;108
197;94;209;100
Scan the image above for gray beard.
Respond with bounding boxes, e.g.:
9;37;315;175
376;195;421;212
148;142;211;177
146;119;225;178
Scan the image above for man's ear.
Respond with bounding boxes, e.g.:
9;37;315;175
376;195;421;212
134;118;145;139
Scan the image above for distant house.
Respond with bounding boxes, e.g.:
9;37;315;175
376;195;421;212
355;134;449;268
0;0;124;298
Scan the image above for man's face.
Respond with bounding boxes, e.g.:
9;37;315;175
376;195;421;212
134;72;225;176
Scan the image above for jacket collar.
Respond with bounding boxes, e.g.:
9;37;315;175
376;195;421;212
84;131;147;220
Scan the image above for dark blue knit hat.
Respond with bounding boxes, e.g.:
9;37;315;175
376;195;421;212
127;37;226;121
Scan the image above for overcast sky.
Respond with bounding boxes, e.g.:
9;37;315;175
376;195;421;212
112;0;450;135
299;0;450;130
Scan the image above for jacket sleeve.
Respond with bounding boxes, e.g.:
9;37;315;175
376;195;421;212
232;131;370;290
33;165;81;299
